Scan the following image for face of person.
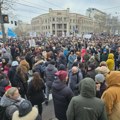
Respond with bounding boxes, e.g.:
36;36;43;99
11;90;20;100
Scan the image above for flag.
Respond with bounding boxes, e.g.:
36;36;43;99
7;28;17;37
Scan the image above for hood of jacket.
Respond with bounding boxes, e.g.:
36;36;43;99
108;53;114;60
52;79;66;91
46;64;56;71
0;95;24;107
12;107;38;120
106;71;120;87
0;95;17;107
79;78;96;98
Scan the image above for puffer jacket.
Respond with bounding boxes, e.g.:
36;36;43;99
67;78;107;120
45;64;58;88
101;71;120;120
52;79;73;120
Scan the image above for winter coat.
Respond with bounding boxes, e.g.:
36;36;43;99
45;64;58;88
20;60;30;73
68;69;83;95
52;79;73;120
100;53;108;62
57;55;67;68
0;79;9;97
68;54;77;69
86;69;97;80
12;107;41;120
67;78;107;120
8;66;17;85
25;53;35;70
0;95;24;119
33;60;46;79
27;81;45;105
106;53;115;70
101;71;120;120
96;81;106;98
13;73;28;97
81;49;87;63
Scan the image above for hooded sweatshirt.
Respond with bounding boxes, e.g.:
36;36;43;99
101;71;120;120
67;78;107;120
45;64;57;87
106;53;114;70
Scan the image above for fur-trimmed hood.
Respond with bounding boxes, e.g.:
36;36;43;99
12;107;38;120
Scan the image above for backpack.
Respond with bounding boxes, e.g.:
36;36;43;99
0;106;9;120
0;102;18;120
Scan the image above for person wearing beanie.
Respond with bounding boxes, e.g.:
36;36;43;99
12;100;41;120
101;71;120;120
67;78;107;120
95;74;106;98
58;64;66;71
8;61;19;86
106;53;115;71
52;70;73;120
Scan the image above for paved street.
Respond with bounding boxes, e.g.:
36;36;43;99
42;100;58;120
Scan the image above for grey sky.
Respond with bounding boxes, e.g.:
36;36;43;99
5;0;120;23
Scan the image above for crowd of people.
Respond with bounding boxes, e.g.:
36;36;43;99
0;36;120;120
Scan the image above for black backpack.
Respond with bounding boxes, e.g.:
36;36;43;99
0;106;9;120
0;102;18;120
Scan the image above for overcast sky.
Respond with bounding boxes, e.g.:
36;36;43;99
4;0;120;24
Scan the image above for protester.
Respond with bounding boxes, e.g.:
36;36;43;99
67;78;107;120
0;87;24;120
106;53;115;70
68;66;83;95
52;70;73;120
12;100;41;120
28;72;45;116
13;66;28;98
95;74;106;98
101;71;120;120
8;61;19;85
44;60;58;105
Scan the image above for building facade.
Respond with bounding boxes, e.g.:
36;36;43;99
86;8;107;33
31;8;96;36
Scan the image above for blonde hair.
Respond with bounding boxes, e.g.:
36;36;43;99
5;87;18;97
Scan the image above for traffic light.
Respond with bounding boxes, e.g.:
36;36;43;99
14;21;17;26
11;21;13;24
2;15;9;23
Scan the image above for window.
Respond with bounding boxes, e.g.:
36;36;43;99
57;24;62;29
64;24;67;29
53;17;55;21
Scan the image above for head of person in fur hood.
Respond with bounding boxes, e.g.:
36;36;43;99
12;100;41;120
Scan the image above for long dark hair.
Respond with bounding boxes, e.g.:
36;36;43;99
16;66;27;81
32;72;44;91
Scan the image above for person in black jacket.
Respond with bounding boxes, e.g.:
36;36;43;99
13;66;28;98
27;72;45;116
52;70;73;120
8;61;19;85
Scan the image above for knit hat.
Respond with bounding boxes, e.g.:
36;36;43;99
95;74;105;83
59;64;66;70
55;70;67;81
19;100;32;117
12;61;19;67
